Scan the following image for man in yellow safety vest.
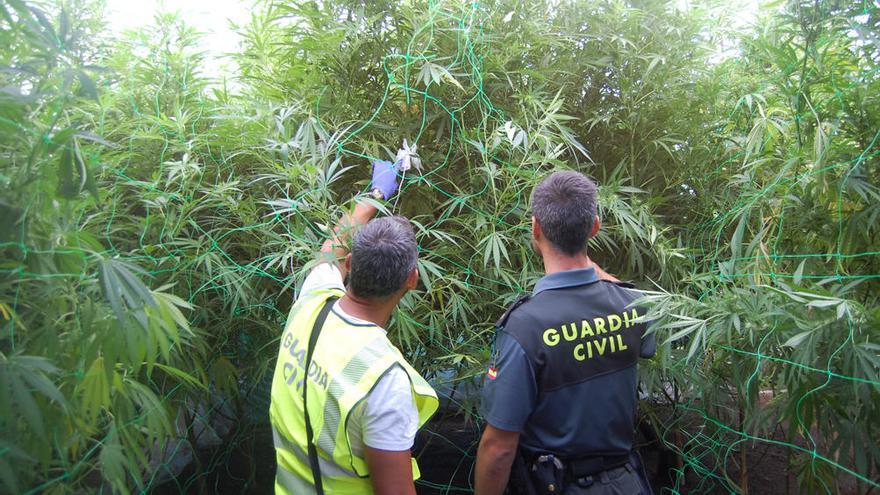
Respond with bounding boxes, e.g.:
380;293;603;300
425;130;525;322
269;159;438;494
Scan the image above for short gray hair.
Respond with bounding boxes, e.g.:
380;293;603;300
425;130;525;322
349;216;418;299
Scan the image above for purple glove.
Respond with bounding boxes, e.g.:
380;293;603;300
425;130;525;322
371;159;401;200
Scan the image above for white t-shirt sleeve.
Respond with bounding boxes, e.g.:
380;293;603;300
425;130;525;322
300;262;344;296
361;366;419;451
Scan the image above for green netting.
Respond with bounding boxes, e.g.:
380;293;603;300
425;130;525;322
1;0;878;494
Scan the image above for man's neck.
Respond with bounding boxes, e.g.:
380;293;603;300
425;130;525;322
542;252;594;275
337;293;395;328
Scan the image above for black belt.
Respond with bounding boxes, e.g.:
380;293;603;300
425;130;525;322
517;450;632;495
565;454;629;480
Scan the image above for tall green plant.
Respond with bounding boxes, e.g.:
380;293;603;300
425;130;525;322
1;4;234;493
1;0;877;493
640;1;880;492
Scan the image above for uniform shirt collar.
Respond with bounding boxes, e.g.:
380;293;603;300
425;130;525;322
533;267;599;295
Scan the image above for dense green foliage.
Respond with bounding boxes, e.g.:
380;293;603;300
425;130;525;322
0;0;877;493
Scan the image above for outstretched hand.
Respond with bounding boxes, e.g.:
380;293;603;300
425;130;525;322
371;159;401;200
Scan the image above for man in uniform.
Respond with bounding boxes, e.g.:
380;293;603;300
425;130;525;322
474;171;656;495
269;159;438;494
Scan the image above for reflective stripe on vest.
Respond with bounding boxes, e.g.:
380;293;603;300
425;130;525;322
276;464;315;494
316;335;389;457
270;289;439;494
272;427;357;478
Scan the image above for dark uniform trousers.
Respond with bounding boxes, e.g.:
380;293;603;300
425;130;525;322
509;451;652;495
565;464;642;495
566;451;652;495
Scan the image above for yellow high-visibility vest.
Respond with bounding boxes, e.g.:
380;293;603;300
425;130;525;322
269;289;438;494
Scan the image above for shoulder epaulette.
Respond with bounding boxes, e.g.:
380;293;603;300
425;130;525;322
601;279;636;289
495;294;531;329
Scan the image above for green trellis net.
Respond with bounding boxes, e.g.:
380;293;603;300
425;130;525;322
1;0;878;494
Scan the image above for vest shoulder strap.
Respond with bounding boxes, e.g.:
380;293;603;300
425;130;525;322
601;279;636;289
495;294;531;329
303;296;338;495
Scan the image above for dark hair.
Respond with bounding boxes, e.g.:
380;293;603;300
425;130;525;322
349;216;418;299
531;171;598;255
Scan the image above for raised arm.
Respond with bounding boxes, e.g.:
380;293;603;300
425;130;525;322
319;201;378;278
319;159;400;279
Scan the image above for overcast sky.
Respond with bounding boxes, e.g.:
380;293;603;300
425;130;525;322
103;0;762;80
104;0;253;79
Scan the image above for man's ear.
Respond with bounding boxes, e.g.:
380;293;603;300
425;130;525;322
590;215;601;239
405;267;419;290
344;253;353;273
532;216;541;241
